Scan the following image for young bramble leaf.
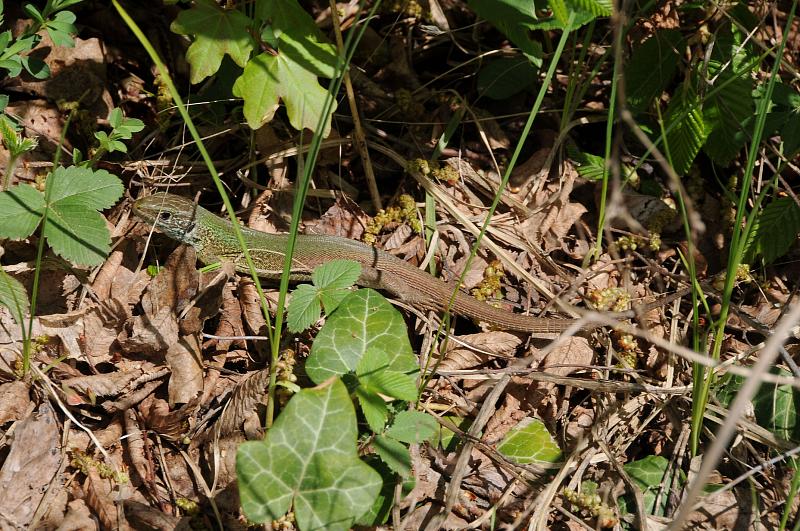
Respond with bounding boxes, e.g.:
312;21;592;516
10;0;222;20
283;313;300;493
373;435;411;477
287;260;360;332
0;184;46;240
0;269;30;326
0;167;123;266
385;410;437;444
287;284;321;333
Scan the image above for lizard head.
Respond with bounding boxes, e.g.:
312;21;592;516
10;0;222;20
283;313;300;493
133;193;201;244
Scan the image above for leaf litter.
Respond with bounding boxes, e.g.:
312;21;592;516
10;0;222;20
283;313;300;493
0;2;798;530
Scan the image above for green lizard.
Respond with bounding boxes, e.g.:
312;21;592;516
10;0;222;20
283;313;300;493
133;192;582;337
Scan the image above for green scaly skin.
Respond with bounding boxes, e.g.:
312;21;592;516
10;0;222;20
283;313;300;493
133;193;581;336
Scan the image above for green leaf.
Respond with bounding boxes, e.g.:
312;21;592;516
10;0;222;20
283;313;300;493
662;84;707;176
477;56;538;100
44;10;77;47
360;370;418;402
42;200;113;266
237;379;381;529
753;367;800;442
0;167;123;266
625;29;683;114
0;184;46;240
287;284;321;333
357;347;418;402
0;269;30;326
742;197;800;265
622;455;684;516
373;435;412;477
702;24;757;166
170;0;254;83
385;410;437;444
563;0;611;17
287;260;361;332
47;166;123;209
312;259;361;313
255;0;337;79
233;47;336;135
496;417;562;465
357;387;389;432
434;416;472;452
305;289;417;383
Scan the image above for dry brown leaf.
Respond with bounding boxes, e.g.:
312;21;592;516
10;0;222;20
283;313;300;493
0;402;62;528
0;380;32;426
308;198;368;240
166;334;204;406
56;499;99;531
438;331;522;371
61;368;146;401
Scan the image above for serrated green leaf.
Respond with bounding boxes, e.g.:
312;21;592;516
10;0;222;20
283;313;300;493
313;259;361;313
626;29;683;114
0;269;30;326
356;387;389;433
373;435;411;477
287;283;321;333
357;348;418;403
233;48;336;135
564;0;611;17
663;84;707;176
742;197;800;264
753;367;800;442
312;259;361;290
385;410;437;444
361;371;418;402
496;417;562;464
0;184;46;240
47;166;124;210
42;202;111;266
171;0;254;83
237;379;381;529
702;24;757;166
305;289;416;383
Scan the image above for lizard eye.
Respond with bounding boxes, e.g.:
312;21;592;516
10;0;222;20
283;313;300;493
158;211;172;222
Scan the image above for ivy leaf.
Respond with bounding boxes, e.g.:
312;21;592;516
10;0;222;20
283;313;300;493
305;289;417;383
255;0;337;79
0;269;30;326
171;0;254;83
753;367;800;442
237;379;381;529
496;417;562;465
